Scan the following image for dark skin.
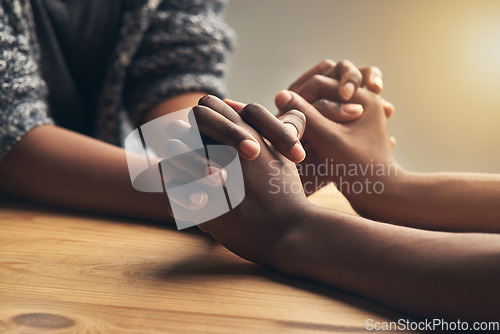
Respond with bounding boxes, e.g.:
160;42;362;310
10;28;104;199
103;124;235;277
153;58;500;320
223;60;395;196
0;56;384;222
281;59;396;195
163;95;309;264
276;83;397;215
277;64;500;232
179;94;500;322
171;60;388;209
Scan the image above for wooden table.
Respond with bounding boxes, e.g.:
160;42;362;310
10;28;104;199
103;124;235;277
0;186;417;333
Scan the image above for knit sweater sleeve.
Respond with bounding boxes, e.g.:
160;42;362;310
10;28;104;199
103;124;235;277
123;0;235;125
0;0;53;161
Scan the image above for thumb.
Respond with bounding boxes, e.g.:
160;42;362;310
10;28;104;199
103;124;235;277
275;90;323;127
275;90;342;144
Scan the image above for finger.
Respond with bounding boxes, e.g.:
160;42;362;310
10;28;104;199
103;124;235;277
279;109;306;140
224;98;246;112
238;103;306;162
191;105;261;160
197;95;242;123
328;59;363;101
293;74;342;105
165;119;195;142
289;75;369;107
390;136;397;148
382;99;395;119
289;59;337;91
159;158;198;185
275;90;344;147
162;139;227;187
359;66;383;94
312;99;364;123
164;179;209;212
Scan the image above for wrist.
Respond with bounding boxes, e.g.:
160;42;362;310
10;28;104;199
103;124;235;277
271;203;319;276
347;164;412;219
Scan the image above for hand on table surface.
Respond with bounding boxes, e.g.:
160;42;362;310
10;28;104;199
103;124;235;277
162;95;310;265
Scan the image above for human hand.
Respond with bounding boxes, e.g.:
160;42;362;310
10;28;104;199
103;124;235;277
149;93;307;215
275;85;401;216
173;96;306;164
276;59;396;195
287;59;395;117
163;95;310;265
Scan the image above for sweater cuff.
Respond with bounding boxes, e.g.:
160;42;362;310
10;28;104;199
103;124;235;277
0;100;54;161
127;72;227;125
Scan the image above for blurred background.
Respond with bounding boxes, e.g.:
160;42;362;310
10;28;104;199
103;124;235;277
224;0;500;173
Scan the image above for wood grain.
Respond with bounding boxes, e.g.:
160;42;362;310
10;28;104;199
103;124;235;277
0;188;417;333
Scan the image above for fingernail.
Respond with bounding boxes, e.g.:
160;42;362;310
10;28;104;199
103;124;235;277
205;166;227;186
239;139;260;159
374;76;383;90
189;191;207;207
341;82;355;100
283;122;300;137
275;90;292;109
290;142;306;162
341;103;364;114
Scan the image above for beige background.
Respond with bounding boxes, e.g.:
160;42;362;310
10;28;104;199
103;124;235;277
224;0;500;173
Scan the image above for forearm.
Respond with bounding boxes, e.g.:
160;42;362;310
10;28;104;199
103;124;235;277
360;170;500;232
140;91;207;124
0;125;171;222
276;205;500;321
0;92;208;219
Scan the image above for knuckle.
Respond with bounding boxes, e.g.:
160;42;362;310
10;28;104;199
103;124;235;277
337;59;348;66
164;122;178;135
165;138;183;146
164;138;184;151
198;95;211;105
241;102;266;118
337;59;352;68
309;74;324;90
320;58;336;70
303;75;327;101
191;105;202;113
246;102;265;112
312;99;328;110
345;68;362;81
311;73;323;83
165;119;188;133
190;105;204;120
198;94;216;105
321;58;336;67
371;66;383;77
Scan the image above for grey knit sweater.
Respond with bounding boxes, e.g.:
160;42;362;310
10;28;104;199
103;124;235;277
0;0;234;160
